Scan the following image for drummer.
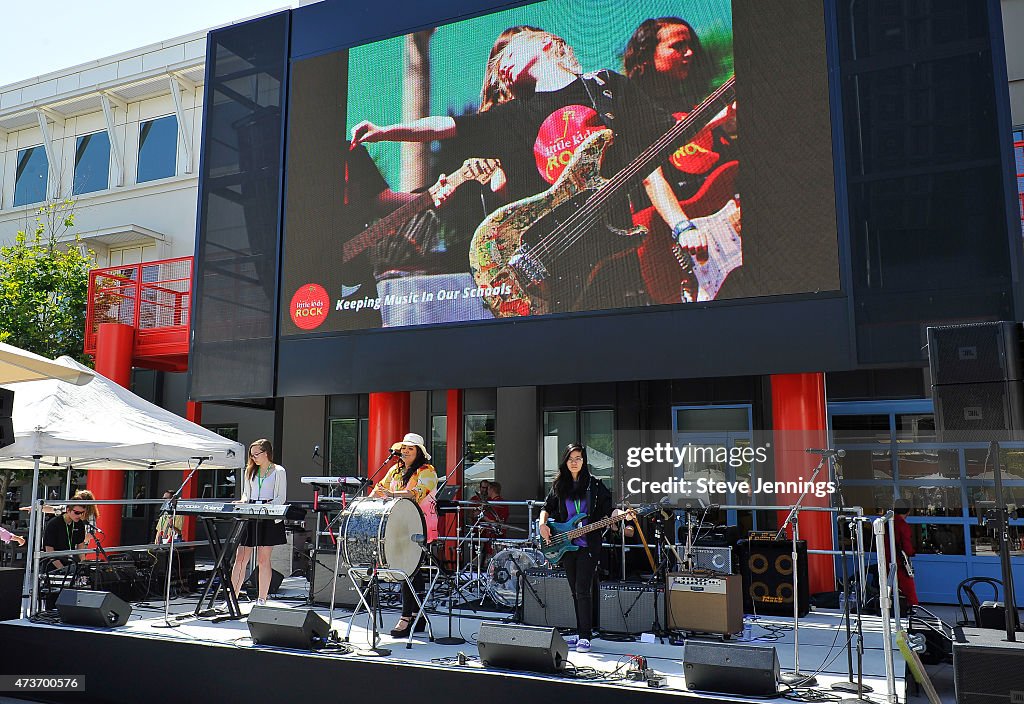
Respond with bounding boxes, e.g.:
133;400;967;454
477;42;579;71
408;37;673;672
485;482;510;529
370;432;438;639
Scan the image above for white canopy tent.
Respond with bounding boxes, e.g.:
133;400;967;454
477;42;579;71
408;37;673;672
0;356;245;615
0;342;94;385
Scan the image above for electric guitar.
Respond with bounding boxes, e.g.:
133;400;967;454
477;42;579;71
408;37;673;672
342;157;500;264
469;77;736;317
540;503;660;563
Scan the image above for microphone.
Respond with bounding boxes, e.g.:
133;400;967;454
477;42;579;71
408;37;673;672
84;520;104;535
806;448;846;458
388;447;401;458
411;533;427;545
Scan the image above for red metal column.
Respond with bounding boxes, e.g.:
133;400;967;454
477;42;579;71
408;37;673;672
89;323;135;548
367;392;410;484
181;401;202;541
770;373;835;595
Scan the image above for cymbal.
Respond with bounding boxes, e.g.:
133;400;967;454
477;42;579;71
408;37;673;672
480;521;526;534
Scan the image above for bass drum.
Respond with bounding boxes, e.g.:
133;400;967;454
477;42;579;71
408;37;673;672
485;547;550;607
340;497;425;580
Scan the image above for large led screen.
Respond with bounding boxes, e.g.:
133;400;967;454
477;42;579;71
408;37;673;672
282;0;840;335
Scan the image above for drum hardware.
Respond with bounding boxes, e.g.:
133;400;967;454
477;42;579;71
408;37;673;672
484;546;550;609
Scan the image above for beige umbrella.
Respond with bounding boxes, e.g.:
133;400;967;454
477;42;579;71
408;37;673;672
0;342;93;385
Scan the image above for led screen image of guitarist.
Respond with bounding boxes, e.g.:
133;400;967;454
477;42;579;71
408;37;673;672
351;27;708;316
623;17;741;304
537;443;614;652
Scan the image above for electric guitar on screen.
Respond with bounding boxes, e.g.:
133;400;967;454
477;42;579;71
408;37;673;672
469;76;736;318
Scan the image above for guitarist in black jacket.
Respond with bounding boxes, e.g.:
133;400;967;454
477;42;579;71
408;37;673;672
538;443;613;653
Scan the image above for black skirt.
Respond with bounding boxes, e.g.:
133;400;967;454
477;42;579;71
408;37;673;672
238;519;287;547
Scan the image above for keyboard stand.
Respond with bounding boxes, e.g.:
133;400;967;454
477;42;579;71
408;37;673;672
181;517;245;622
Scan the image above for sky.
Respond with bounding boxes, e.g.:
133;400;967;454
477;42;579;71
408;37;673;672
0;0;302;88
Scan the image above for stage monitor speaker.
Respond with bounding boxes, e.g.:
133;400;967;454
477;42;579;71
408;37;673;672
927;322;1022;385
932;381;1024;443
599;582;662;634
684;640;779;696
56;589;131;628
311;550;361;607
740;538;810;617
247;606;329;650
0;387;12;450
477;621;568;673
0;567;24;621
666;572;743;635
523;568;576;629
953;628;1024;704
242;566;284;597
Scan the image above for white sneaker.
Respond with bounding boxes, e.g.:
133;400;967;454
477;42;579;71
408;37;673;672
564;634;579;649
576;638;591;653
256;598;267;606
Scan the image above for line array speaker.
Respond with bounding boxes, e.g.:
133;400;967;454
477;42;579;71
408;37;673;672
666;571;743;635
247;605;329;650
56;589;131;628
477;621;568;673
598;581;662;634
523;568;576;629
740;538;809;617
684;640;780;696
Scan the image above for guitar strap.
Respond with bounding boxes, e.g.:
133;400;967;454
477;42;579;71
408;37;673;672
580;70;618;132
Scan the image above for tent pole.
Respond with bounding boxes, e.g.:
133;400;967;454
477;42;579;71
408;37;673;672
22;456;41;618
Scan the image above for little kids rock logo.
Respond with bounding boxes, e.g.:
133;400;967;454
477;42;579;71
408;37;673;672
290;284;329;330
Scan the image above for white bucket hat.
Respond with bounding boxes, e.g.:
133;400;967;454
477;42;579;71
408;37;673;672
392;432;431;461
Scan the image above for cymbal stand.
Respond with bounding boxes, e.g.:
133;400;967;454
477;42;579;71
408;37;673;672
436;504;467;645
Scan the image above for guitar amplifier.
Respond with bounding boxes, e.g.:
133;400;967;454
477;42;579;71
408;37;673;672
674;546;734;574
666;571;744;636
599;581;663;634
311;550;362;607
523;568;576;629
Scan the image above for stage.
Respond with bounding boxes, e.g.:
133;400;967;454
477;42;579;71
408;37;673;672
0;578;905;704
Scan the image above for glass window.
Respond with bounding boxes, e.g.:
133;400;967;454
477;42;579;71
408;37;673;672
836;484;893;515
328;418;359;477
675;407;749;433
464;413;495;488
201;424;239;499
895;413;935;442
913;523;966;556
14;146;48;206
543;411;577;490
897;449;959;479
123;470;149;518
431;414;447;474
970;523;1024;557
964;448;1024;480
898;484;962;517
137;115;178;183
73;131;110;195
581;409;614;487
836;449;893;481
832;414;891;444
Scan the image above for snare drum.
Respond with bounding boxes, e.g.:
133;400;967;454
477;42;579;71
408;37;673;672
340;497;425;580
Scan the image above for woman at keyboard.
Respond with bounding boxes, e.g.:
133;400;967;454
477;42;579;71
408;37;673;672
230;438;287;606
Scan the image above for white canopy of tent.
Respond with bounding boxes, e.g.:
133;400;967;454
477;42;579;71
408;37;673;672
0;342;94;386
1;356;243;471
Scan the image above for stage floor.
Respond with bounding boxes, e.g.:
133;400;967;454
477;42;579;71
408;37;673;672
0;578;905;704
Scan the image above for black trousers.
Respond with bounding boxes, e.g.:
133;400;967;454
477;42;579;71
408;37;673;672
561;548;600;639
401;546;431;618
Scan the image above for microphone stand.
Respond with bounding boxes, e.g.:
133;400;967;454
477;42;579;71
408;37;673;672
157;458;205;628
436;456;468;646
776;453;826;687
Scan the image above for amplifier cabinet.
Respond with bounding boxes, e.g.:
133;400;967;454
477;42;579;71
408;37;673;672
523;568;576;629
674;546;734;574
599;581;663;634
311;550;362;607
666;571;743;636
953;627;1024;704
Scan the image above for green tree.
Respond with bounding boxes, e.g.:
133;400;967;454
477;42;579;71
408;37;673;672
0;198;93;525
0;198;94;363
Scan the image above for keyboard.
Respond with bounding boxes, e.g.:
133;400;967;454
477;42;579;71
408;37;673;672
164;501;292;519
300;476;365;488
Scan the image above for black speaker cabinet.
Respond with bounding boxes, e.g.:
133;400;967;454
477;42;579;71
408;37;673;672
740;538;809;617
311;550;362;607
477;621;568;673
953;627;1024;704
523;568;576;629
247;606;329;650
599;582;662;634
0;387;12;450
56;589;131;628
928;322;1022;385
0;567;24;621
242;566;284;596
684;640;780;696
932;381;1024;442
